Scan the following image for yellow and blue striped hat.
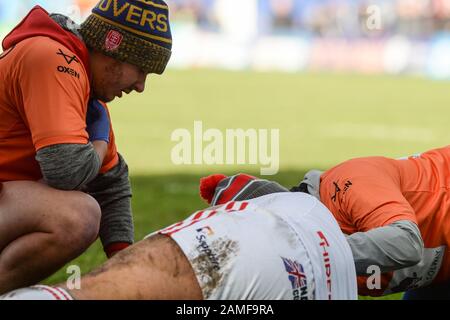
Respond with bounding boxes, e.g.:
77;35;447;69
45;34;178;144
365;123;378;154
80;0;172;74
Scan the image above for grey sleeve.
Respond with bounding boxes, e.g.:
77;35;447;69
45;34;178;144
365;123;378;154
346;220;424;276
84;153;134;248
36;143;101;190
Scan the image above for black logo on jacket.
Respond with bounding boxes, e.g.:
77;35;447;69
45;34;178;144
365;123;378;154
57;66;80;79
57;49;79;65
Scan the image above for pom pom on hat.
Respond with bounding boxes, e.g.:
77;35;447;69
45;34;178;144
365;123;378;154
199;174;227;204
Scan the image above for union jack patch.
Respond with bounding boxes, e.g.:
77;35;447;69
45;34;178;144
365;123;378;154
281;257;307;289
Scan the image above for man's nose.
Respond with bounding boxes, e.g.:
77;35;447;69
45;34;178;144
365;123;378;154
134;74;147;93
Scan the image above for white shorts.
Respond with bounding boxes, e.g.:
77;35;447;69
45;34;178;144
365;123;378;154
152;193;357;300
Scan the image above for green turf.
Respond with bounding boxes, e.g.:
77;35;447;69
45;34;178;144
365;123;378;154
43;69;450;300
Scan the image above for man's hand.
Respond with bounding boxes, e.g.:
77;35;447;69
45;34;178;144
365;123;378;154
86;99;110;143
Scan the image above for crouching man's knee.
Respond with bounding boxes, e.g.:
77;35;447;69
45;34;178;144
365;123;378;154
52;192;101;256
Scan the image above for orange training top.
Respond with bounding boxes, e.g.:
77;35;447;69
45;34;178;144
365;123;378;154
320;145;450;296
0;7;118;182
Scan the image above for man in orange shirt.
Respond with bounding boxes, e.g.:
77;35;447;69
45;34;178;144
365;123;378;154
295;146;450;298
0;0;172;294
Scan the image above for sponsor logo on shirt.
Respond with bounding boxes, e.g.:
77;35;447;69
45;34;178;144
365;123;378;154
196;226;214;236
57;66;80;79
331;180;352;202
318;231;333;300
195;227;220;271
331;182;340;202
56;49;80;65
281;257;308;300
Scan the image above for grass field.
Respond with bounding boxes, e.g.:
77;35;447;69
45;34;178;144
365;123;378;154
43;69;450;300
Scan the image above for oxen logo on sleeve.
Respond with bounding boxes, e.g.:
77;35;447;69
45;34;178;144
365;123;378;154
56;49;80;65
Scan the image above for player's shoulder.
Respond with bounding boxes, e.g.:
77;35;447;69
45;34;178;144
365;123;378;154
15;36;89;92
251;192;320;214
18;37;86;75
19;37;72;56
324;156;393;179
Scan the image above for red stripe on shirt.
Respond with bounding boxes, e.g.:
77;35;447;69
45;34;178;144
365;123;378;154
53;287;72;300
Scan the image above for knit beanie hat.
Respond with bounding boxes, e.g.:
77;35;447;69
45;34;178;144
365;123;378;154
80;0;172;74
199;173;289;206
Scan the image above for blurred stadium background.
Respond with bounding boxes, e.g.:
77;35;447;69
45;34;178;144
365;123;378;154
3;0;450;299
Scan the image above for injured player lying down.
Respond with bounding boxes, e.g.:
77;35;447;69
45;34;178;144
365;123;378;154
0;175;357;300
